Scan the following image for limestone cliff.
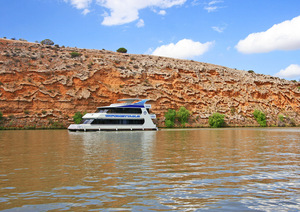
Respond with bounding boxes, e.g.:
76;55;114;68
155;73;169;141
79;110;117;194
0;38;299;128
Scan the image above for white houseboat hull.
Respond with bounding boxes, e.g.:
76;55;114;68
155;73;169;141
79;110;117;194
68;124;158;131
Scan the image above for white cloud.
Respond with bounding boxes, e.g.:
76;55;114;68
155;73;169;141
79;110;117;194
212;25;225;33
158;10;167;15
275;64;300;79
236;16;300;54
208;0;223;5
204;6;217;12
82;8;90;15
191;0;201;6
151;39;214;59
136;19;144;28
65;0;186;25
204;0;223;12
96;0;186;26
65;0;92;10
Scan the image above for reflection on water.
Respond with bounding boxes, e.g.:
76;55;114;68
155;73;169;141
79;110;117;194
0;128;299;211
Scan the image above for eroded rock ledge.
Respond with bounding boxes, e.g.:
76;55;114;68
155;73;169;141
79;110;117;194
0;39;299;128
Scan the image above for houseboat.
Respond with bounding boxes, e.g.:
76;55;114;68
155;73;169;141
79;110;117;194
68;99;158;131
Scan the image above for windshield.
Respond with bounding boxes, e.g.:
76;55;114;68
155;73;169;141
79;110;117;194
82;119;94;124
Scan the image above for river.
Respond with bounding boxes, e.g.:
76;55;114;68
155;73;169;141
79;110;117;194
0;128;299;211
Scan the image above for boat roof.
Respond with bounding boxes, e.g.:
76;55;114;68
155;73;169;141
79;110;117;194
117;98;142;104
97;99;150;109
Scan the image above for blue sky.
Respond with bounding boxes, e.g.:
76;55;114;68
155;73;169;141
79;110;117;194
2;0;300;80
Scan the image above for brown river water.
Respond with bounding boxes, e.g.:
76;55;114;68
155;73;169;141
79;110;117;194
0;128;299;211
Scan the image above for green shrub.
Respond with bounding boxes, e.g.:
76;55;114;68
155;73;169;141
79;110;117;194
0;111;3;121
176;106;190;127
209;113;225;128
116;47;127;53
253;110;266;127
70;52;81;58
164;109;176;128
164;107;191;127
40;39;54;45
73;112;84;124
278;114;285;127
165;119;175;128
278;114;284;122
51;121;65;129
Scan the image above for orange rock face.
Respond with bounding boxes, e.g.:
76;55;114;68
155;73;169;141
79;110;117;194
0;38;300;128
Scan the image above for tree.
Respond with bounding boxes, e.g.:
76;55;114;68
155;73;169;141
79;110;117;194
176;106;190;127
164;109;176;128
116;47;127;53
41;39;54;45
253;110;266;127
209;113;225;128
73;112;84;124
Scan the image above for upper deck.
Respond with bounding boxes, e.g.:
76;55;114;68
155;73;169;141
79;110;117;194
98;99;151;109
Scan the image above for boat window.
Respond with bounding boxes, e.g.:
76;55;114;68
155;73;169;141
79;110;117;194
97;108;142;114
82;119;94;124
91;119;144;125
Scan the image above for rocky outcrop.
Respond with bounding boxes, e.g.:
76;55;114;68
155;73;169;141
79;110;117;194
0;38;299;128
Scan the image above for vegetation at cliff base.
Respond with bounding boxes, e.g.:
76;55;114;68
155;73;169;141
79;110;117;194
164;107;190;128
116;47;127;53
208;113;225;128
177;106;190;127
164;109;176;128
253;110;266;127
73;112;84;124
278;114;284;122
277;114;296;127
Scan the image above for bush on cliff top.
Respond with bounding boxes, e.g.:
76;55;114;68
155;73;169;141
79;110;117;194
70;52;81;58
116;47;127;53
40;39;54;45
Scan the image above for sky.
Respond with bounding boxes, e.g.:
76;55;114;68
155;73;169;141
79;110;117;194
1;0;300;80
